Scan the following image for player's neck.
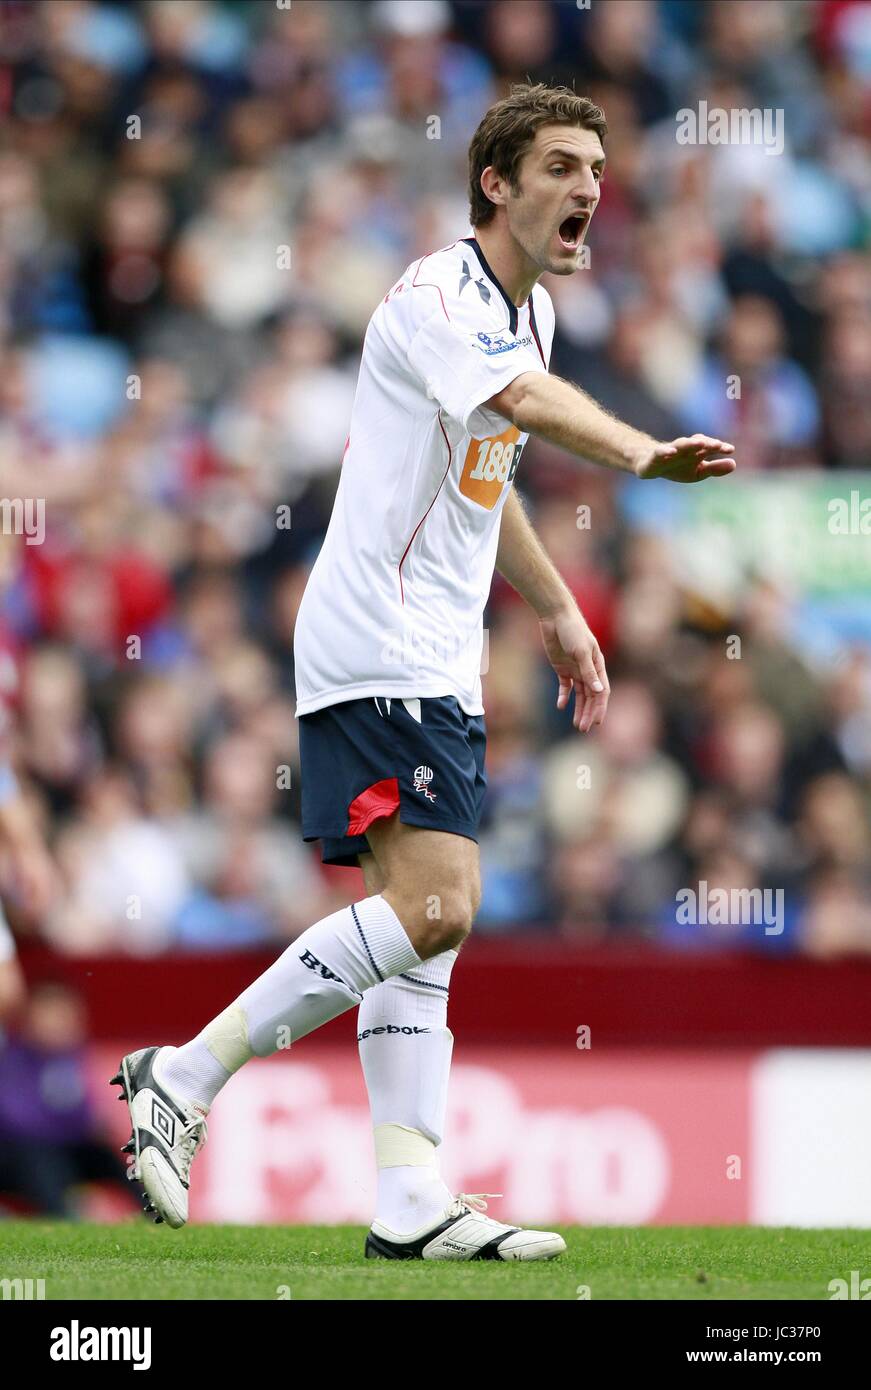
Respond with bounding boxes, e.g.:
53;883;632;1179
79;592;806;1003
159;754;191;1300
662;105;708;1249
470;225;540;308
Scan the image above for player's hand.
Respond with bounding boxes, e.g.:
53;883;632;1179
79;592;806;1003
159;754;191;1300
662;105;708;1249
634;435;736;483
539;606;610;732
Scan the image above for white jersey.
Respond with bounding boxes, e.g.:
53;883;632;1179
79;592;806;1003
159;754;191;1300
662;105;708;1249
293;236;555;717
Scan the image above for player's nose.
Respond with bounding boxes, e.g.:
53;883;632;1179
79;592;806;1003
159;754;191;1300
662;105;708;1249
574;168;600;203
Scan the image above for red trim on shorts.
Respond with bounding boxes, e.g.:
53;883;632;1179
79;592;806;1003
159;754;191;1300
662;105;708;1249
347;777;401;836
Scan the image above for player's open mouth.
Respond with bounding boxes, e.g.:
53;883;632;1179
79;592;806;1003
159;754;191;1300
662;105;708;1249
558;213;587;249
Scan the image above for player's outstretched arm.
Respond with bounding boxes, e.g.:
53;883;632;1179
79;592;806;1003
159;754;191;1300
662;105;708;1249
487;372;736;483
496;490;609;732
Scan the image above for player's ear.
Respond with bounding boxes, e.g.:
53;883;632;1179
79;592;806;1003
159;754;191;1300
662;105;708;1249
479;166;506;211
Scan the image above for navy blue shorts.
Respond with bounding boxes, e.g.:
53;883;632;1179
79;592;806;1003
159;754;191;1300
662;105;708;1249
298;695;487;867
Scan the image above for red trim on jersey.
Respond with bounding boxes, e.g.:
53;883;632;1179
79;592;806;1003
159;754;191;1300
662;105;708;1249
347;776;401;835
409;244;461;322
397;413;453;605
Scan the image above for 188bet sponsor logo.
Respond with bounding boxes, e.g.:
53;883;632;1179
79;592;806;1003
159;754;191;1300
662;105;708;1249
460;428;524;510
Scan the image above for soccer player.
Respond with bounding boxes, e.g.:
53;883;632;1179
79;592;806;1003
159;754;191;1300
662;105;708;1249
115;84;735;1259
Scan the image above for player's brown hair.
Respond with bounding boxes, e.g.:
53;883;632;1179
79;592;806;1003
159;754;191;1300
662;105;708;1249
468;82;607;228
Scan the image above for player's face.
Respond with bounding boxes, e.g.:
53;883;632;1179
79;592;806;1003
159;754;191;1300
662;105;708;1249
504;124;605;276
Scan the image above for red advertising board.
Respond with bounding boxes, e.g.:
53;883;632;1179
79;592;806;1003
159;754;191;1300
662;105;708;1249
88;1044;754;1226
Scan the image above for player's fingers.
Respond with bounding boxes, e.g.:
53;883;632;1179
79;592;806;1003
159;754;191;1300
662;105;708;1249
592;645;610;694
556;673;572;708
697;457;737;477
689;435;734;453
578;649;604;694
584;685;609;732
667;435;718;453
667;435;733;457
575;680;594;733
579;676;606;733
588;675;609;728
570;676;585;731
694;442;735;460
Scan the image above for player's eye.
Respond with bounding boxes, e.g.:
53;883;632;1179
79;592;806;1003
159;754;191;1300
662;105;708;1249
550;166;567;176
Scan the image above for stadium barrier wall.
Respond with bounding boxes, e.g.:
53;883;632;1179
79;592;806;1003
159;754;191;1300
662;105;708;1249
14;942;870;1226
18;940;871;1046
81;1042;871;1228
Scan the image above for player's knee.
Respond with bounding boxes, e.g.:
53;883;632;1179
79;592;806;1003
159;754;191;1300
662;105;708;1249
433;889;472;956
407;886;474;956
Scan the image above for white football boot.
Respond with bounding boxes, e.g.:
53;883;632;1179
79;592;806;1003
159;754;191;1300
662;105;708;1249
365;1194;566;1261
110;1046;208;1228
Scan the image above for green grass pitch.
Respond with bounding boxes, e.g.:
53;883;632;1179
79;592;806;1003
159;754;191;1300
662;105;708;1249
0;1223;864;1300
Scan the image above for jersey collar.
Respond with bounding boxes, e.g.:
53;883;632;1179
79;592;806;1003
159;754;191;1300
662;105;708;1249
461;236;544;365
461;236;521;335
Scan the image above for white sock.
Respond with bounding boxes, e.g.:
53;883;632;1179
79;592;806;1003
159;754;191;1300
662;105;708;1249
154;1043;228;1111
158;896;420;1107
358;949;457;1233
375;1139;455;1235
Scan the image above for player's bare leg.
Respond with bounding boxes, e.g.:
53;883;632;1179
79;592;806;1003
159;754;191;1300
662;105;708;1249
358;850;384;896
356;817;565;1261
363;814;480;958
110;814;470;1228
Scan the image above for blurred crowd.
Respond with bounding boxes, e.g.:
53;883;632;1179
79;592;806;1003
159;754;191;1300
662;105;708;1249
1;0;870;958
